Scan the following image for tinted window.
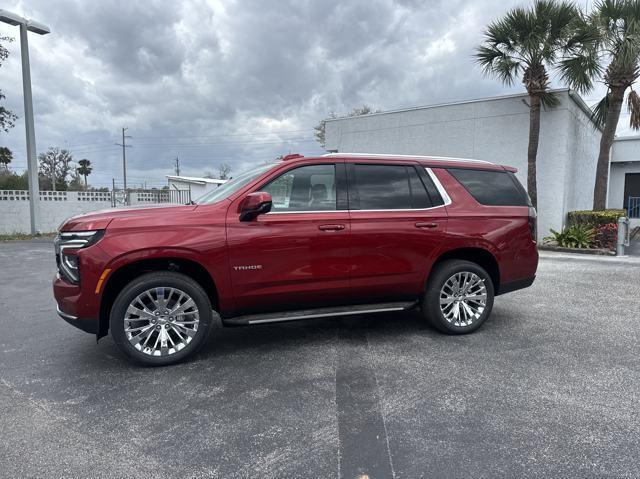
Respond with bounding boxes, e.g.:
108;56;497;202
262;164;336;211
448;168;530;206
408;167;432;209
353;164;436;210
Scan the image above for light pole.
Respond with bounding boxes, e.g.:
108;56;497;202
0;10;50;234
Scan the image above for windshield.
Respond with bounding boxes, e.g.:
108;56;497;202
195;164;273;205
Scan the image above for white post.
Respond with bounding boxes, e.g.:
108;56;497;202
19;23;41;234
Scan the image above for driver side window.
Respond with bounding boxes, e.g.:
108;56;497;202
262;164;336;212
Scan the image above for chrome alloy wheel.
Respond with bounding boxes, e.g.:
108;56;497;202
124;287;200;357
439;272;487;327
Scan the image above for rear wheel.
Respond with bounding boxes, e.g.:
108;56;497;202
110;272;214;366
423;260;494;334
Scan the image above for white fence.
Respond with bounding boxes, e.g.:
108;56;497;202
0;189;190;234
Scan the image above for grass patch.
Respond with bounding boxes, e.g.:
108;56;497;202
0;232;56;242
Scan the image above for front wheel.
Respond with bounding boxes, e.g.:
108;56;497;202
422;260;494;334
109;272;214;366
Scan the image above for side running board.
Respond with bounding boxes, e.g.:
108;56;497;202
222;301;416;326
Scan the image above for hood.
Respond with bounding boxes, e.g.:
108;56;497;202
60;204;198;232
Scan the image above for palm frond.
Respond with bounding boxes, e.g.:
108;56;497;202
541;90;561;108
590;93;611;128
628;89;640;130
558;53;603;93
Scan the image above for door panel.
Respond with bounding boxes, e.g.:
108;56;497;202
347;163;448;303
349;210;447;303
225;162;351;315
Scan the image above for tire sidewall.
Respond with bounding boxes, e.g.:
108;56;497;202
110;272;213;366
424;260;495;334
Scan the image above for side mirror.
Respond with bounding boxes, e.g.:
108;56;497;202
239;192;272;222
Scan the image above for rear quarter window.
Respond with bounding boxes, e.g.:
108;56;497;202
447;168;530;206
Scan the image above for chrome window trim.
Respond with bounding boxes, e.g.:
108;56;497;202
263;167;452;214
425;167;452;206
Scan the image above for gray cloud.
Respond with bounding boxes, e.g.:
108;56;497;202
0;0;628;188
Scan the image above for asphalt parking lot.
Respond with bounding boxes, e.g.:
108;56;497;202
0;241;639;479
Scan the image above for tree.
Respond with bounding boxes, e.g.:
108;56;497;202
0;146;12;170
475;0;579;208
0;169;28;189
218;163;231;180
314;105;379;149
77;158;92;188
560;0;640;210
0;36;18;133
38;147;72;191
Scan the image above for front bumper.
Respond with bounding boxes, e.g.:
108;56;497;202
53;274;99;334
56;304;97;334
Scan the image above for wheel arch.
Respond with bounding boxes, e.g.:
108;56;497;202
428;247;500;293
98;257;218;339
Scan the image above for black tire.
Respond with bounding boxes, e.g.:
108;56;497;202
109;271;214;366
422;259;495;334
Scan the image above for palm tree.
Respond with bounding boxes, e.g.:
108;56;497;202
77;158;92;188
475;0;578;208
560;0;640;210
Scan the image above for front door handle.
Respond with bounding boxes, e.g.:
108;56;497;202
318;224;346;231
415;222;438;229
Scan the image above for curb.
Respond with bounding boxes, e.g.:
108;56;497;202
538;245;615;256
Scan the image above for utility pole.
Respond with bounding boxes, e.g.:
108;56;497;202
115;127;132;191
174;156;180;176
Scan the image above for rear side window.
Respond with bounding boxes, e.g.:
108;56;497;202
447;168;530;206
351;164;436;210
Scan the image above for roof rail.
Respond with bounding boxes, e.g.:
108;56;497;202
282;153;304;161
322;152;492;164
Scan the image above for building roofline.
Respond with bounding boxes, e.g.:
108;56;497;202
324;88;600;129
614;134;640;142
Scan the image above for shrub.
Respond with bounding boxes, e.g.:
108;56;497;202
567;209;626;228
545;225;595;249
592;223;617;250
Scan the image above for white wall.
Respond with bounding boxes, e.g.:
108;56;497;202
608;137;640;210
167;179;220;199
324;90;601;240
608;163;640;209
0;190;194;234
0;190;113;234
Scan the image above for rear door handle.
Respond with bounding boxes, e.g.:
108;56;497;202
318;224;345;231
415;222;438;229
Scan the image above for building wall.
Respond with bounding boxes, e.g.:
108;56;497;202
324;90;600;240
563;98;601;215
608;137;640;210
0;190;113;234
167;179;219;199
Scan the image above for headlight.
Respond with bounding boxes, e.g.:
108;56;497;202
54;230;104;284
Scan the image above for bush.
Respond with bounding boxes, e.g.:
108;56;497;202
567;209;626;228
592;223;618;249
545;225;595;248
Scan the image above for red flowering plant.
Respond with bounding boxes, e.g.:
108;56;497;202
592;223;617;250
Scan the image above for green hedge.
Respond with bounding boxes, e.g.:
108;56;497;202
567;209;626;228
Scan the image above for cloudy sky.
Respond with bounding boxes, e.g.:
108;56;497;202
0;0;631;188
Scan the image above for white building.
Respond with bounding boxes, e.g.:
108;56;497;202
608;136;640;217
166;175;226;199
324;89;639;237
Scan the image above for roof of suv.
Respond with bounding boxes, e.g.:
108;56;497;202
281;153;514;172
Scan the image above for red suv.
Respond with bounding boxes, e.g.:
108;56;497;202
53;154;538;365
